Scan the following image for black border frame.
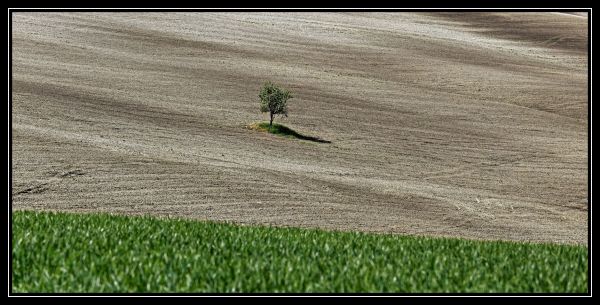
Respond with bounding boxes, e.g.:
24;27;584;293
7;7;592;297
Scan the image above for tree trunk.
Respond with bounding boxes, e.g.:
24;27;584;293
269;113;274;131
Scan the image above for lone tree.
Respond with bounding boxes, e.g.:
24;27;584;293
259;81;293;130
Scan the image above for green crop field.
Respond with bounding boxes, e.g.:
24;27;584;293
11;211;588;293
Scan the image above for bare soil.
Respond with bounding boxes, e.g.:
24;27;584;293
11;12;588;244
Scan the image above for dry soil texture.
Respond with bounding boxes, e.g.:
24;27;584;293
11;12;588;244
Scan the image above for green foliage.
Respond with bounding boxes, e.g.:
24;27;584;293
12;211;588;293
259;82;293;125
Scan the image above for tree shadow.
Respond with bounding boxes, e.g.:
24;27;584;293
255;123;332;144
276;125;332;143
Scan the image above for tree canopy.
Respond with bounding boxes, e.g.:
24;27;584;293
259;82;293;128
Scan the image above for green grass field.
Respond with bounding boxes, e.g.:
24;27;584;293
12;210;588;293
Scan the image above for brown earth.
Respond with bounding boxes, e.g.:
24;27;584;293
11;12;588;244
